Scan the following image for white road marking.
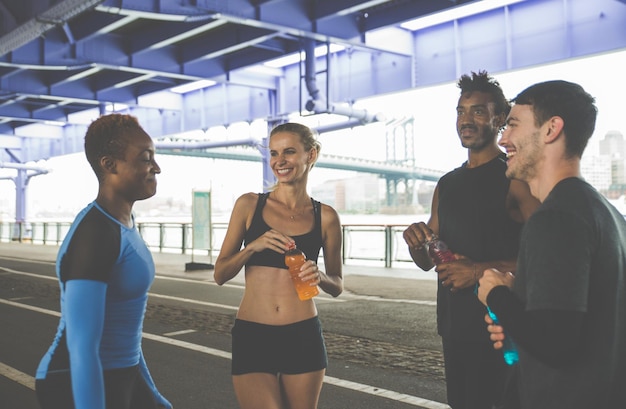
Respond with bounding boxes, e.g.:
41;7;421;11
324;376;451;409
163;329;197;336
0;362;36;390
1;265;432;306
148;293;239;311
0;295;449;408
1;264;446;407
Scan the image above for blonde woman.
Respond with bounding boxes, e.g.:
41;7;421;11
214;122;343;409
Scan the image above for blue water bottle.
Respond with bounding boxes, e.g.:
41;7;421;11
475;284;519;365
486;306;519;365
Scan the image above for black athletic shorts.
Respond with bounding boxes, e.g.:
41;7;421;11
231;316;328;375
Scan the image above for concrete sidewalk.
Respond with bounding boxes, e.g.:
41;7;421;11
0;241;437;302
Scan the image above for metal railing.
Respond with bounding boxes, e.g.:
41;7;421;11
0;220;416;268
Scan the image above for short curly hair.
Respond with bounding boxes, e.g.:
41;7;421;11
457;70;510;131
84;113;147;181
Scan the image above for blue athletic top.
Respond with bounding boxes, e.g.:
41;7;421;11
36;201;169;409
244;193;323;268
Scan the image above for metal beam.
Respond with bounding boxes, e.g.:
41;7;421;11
156;148;443;182
0;0;624;162
0;0;105;56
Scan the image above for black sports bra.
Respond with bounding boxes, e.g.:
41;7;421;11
244;193;323;268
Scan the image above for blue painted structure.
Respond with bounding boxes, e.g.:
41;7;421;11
1;0;625;224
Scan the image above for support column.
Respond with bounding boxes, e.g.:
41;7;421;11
262;91;280;192
386;177;397;207
261;131;275;193
13;169;28;239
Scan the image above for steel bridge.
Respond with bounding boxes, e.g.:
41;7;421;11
157;116;443;207
1;0;625;223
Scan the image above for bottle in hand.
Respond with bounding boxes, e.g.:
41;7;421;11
426;236;456;264
472;284;520;366
487;308;519;365
285;245;319;301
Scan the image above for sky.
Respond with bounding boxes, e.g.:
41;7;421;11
1;49;625;222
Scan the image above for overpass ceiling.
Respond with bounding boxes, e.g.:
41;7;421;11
0;0;476;130
1;0;626;163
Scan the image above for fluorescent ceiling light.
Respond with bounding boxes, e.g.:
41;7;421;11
400;0;527;31
241;64;284;77
114;74;155;89
170;79;216;94
64;66;101;82
67;108;99;125
43;120;66;126
105;103;129;112
264;44;346;68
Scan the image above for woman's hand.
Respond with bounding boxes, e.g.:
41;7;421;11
248;229;294;254
298;260;322;286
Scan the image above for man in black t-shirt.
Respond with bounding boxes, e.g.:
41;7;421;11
477;81;626;408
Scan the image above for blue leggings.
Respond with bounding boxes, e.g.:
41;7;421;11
35;365;157;409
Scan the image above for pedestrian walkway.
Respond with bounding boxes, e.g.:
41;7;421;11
0;242;437;302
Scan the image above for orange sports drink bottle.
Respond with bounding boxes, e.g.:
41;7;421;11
284;245;319;301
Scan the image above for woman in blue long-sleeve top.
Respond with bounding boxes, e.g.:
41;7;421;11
35;113;172;409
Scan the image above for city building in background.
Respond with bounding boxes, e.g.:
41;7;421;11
596;130;626;201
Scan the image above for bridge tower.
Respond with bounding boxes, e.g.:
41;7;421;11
384;117;416;211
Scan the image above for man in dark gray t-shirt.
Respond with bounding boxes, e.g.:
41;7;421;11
478;80;626;408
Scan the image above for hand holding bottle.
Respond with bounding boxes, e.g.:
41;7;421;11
477;268;519;365
402;222;433;252
476;268;515;303
285;245;319;301
484;307;519;365
425;235;456;264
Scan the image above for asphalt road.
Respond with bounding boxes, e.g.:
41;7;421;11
0;242;449;409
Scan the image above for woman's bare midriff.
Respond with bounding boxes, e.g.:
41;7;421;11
236;265;318;325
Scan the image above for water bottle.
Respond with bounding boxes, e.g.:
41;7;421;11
284;245;319;301
426;236;456;264
486;307;519;365
474;284;519;365
429;235;519;366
